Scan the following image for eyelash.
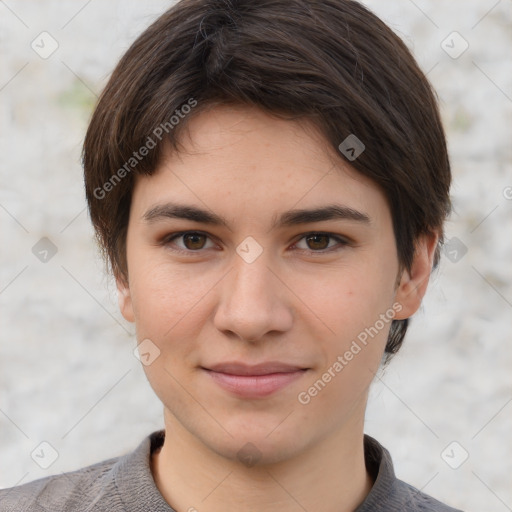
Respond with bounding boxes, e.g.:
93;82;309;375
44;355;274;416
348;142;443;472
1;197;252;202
161;231;351;255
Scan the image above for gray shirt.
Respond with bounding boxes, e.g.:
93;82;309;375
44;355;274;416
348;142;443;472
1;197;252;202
0;431;463;511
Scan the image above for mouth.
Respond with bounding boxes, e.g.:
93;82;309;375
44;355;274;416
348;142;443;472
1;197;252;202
200;361;309;398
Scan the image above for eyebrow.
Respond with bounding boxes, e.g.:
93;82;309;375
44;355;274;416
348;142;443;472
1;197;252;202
142;203;371;228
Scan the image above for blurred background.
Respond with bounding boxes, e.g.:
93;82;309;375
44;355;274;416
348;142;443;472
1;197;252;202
0;1;511;510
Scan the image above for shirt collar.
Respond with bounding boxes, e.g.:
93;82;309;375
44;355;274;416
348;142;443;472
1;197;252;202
113;430;397;512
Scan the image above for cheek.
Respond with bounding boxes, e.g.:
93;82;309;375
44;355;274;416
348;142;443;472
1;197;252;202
296;273;393;419
303;261;397;342
127;255;216;338
128;261;213;399
297;256;397;397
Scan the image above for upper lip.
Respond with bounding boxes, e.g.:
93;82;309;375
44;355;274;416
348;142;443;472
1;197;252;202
203;361;307;376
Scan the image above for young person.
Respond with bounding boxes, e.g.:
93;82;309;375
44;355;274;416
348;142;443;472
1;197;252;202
0;0;462;510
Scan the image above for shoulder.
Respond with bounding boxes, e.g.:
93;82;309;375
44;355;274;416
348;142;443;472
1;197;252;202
360;435;464;512
394;479;464;512
0;432;163;512
0;455;122;512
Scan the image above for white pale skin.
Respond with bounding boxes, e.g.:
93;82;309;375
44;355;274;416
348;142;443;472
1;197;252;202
117;105;437;512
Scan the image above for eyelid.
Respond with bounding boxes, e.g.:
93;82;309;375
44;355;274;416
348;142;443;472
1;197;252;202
161;230;351;255
161;231;219;253
292;232;352;253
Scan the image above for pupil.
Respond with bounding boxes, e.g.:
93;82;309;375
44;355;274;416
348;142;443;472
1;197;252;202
307;234;329;250
184;233;205;250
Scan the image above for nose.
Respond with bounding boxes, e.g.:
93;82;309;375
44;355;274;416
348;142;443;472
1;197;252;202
213;252;293;343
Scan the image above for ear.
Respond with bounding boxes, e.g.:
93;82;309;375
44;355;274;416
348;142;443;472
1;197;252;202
116;274;135;323
394;232;439;320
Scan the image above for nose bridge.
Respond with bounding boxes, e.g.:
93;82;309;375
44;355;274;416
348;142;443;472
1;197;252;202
213;250;292;341
231;252;274;299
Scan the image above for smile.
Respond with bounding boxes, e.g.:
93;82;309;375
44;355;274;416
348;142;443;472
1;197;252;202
201;364;309;399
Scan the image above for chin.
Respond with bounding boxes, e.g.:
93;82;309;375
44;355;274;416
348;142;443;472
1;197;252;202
209;421;308;466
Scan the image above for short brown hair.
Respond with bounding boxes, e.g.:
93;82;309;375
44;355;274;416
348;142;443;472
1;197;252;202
83;0;451;357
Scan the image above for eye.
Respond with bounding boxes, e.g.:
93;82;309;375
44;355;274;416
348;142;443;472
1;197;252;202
294;232;349;253
161;231;350;255
163;231;216;252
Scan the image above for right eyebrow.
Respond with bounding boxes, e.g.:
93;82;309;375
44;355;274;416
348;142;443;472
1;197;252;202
142;203;229;228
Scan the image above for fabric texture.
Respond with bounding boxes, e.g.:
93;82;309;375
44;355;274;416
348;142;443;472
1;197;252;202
0;431;463;511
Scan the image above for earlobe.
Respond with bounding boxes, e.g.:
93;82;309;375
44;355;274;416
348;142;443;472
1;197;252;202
394;233;439;320
116;277;135;323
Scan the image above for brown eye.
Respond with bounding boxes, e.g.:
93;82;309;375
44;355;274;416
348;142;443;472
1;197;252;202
305;234;330;250
294;232;349;253
182;232;207;250
162;231;216;253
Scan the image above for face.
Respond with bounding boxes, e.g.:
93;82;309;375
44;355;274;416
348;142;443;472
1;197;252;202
118;105;435;464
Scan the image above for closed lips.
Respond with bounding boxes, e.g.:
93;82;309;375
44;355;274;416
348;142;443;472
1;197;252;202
202;362;308;376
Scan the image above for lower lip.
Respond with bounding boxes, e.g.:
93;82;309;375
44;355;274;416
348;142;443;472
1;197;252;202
203;369;307;398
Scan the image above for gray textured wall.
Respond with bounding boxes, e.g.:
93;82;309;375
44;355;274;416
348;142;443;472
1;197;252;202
1;1;511;511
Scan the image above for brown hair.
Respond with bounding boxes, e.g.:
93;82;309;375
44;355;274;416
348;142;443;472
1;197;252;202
83;0;451;357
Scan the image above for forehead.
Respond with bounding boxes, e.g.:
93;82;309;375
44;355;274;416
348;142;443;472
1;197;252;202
179;104;329;159
131;105;390;226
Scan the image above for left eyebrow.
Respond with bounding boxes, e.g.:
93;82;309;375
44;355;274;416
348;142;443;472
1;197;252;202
141;202;371;229
273;205;371;229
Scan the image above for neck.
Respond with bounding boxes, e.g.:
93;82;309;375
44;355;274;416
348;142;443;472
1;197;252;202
152;411;373;512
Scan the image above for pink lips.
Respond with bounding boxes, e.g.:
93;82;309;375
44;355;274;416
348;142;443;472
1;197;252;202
202;362;308;398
